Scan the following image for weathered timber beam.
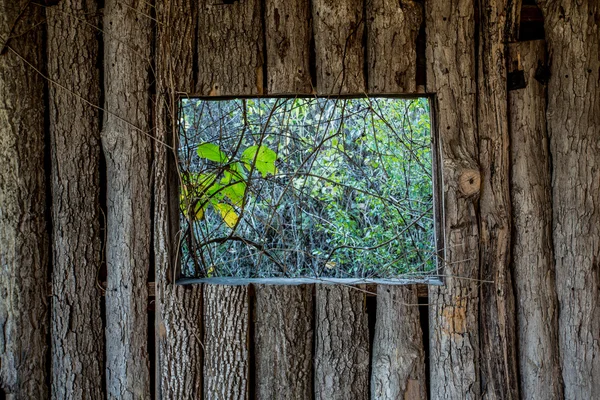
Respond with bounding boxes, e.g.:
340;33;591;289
265;0;313;94
196;0;264;96
0;1;48;397
425;0;481;397
367;0;422;93
537;1;600;397
47;0;104;398
312;0;365;95
477;0;520;397
371;285;426;399
102;0;153;397
314;284;369;399
508;39;563;399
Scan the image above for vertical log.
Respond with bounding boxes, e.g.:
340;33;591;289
196;0;264;96
367;0;422;94
508;40;563;399
204;285;250;400
537;2;600;397
155;2;204;398
254;284;313;399
157;0;197;94
46;1;104;398
425;0;481;398
102;1;152;397
371;285;426;400
312;0;365;94
476;0;519;398
265;0;312;94
0;1;48;397
314;285;369;400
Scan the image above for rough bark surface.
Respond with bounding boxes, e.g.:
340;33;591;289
102;1;152;398
157;0;197;94
47;1;104;398
265;0;312;94
204;285;249;400
367;0;422;93
196;0;263;96
508;40;563;400
314;285;369;400
0;2;48;398
537;1;600;398
370;285;426;400
155;3;205;397
425;0;481;398
477;0;519;398
156;281;203;399
254;284;313;400
312;0;365;94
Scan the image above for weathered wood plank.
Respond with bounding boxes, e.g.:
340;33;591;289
47;1;104;398
371;285;426;400
265;0;312;94
537;2;600;397
102;1;153;397
425;0;481;397
254;284;313;399
157;0;197;94
367;0;422;93
204;285;250;400
156;282;203;399
508;40;563;400
196;0;264;96
314;284;369;400
155;2;205;396
0;1;48;397
312;0;365;94
477;1;520;398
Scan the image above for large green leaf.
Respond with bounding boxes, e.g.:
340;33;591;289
241;145;277;177
196;142;227;163
213;203;239;228
220;171;247;206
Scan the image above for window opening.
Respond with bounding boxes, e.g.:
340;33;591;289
177;97;437;280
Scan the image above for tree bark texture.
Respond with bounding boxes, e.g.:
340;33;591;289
196;0;264;96
508;40;563;400
312;0;365;94
265;0;313;94
425;0;481;398
102;0;153;397
155;3;205;397
537;1;600;398
314;285;369;400
46;1;104;398
370;285;426;400
0;1;48;398
204;285;250;400
157;0;197;95
254;284;313;400
477;0;519;398
367;0;422;94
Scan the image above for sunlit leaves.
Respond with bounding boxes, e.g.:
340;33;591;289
213;203;239;228
241;145;277;177
197;142;227;162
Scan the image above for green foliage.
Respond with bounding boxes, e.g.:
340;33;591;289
178;97;435;279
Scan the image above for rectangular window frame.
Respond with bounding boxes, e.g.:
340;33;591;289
168;94;445;287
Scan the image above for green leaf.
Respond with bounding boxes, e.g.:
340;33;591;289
213;203;239;228
220;173;246;206
241;145;277;177
196;142;227;163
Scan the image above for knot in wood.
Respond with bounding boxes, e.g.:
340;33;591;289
458;169;480;197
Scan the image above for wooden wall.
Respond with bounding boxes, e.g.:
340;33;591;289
0;0;599;399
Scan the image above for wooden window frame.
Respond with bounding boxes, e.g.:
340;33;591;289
168;94;445;288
